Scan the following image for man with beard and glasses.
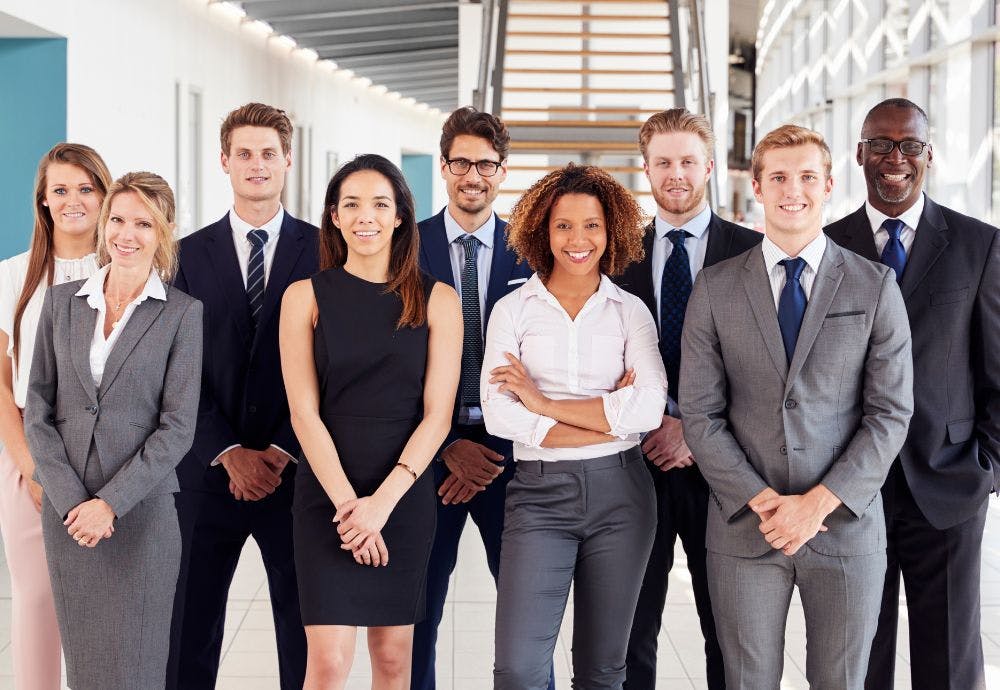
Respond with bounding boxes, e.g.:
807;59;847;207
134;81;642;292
410;106;535;690
826;98;999;690
615;108;761;690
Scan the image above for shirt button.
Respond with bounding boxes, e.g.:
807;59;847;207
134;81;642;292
784;399;797;409
780;445;787;455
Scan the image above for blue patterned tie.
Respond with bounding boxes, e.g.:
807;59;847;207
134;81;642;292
777;257;807;364
880;218;907;283
246;229;268;327
659;229;692;401
458;236;483;409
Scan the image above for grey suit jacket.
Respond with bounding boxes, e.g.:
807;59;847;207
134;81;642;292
24;279;203;519
679;240;913;558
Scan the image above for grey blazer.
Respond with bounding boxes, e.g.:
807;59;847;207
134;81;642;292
679;240;913;558
24;280;203;519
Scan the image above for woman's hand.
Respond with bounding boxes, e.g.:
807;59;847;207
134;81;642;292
334;496;392;552
345;532;390;567
490;353;549;414
65;498;116;548
614;368;636;390
23;476;43;513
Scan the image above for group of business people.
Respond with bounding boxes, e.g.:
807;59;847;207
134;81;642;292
0;96;994;690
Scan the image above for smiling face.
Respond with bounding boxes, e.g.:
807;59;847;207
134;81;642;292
547;193;608;281
104;191;159;273
441;134;506;218
752;144;832;244
43;162;103;240
331;169;401;261
644;131;713;225
221;125;291;205
858;106;931;217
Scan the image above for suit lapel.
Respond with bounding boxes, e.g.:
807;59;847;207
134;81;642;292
421;210;456;288
900;198;948;301
636;224;657;319
703;213;730;267
831;206;879;262
742;247;788;382
254;214;305;338
98;298;165;399
206;216;253;345
70;295;98;403
785;243;845;390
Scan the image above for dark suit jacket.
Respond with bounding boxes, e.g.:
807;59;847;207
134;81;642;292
417;208;532;452
615;212;763;408
825;197;1000;528
173;212;319;493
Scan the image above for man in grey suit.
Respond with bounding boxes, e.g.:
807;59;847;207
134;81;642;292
680;125;913;689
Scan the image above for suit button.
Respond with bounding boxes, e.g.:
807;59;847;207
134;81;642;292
784;399;797;409
780;445;787;455
248;405;257;415
85;405;98;415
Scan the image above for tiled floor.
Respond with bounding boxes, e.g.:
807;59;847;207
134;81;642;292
1;502;998;688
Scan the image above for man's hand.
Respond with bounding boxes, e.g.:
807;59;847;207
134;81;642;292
752;485;841;555
748;486;781;522
220;446;282;501
260;446;293;474
438;474;485;505
641;415;694;471
440;440;504;501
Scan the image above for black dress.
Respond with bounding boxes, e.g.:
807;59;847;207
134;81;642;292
293;267;437;626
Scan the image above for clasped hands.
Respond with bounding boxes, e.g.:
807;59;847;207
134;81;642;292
221;446;291;501
65;498;115;548
748;485;840;556
333;495;392;568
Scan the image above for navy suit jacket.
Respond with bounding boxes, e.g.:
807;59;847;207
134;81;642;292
173;212;319;493
825;198;999;528
417;208;532;454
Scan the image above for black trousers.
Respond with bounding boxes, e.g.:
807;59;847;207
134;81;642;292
167;485;307;690
624;462;725;690
865;463;988;690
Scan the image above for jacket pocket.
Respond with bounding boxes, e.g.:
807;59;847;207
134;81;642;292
931;287;969;305
946;418;974;444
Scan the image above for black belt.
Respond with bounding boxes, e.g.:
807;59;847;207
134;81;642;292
515;445;642;474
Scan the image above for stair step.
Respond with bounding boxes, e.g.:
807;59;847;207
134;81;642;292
502;107;666;115
504;86;673;94
508;13;669;21
505;68;671;75
508;164;644;173
506;48;671;57
507;30;670;39
509;140;642;152
500;188;653;196
504;119;642;127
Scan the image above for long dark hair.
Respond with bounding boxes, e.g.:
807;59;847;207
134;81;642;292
319;154;425;327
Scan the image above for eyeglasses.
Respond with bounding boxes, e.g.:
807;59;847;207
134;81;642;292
860;138;929;156
444;158;503;177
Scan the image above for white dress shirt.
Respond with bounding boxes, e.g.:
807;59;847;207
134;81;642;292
761;232;827;308
75;264;166;387
864;193;923;256
229;206;285;287
443;208;495;323
481;274;668;461
651;204;712;329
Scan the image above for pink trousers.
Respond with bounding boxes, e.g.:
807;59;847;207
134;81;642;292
0;446;61;690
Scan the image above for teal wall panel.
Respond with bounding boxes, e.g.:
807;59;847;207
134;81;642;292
401;153;435;223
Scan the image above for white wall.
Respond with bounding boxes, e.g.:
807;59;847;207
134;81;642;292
0;0;449;235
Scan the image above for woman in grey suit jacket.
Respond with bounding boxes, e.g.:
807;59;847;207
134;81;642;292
24;172;202;690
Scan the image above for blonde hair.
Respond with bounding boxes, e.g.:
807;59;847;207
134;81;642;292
751;124;832;181
638;108;716;161
97;172;178;281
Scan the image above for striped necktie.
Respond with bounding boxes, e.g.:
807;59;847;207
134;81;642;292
246;229;268;327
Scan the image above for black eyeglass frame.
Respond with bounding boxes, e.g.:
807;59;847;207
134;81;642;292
443;157;504;177
859;138;930;156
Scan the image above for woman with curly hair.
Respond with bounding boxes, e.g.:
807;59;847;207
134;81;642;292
481;163;668;689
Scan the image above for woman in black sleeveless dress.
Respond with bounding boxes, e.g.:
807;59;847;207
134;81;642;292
279;155;462;690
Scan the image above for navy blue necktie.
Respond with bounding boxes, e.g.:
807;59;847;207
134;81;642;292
659;229;692;400
457;236;483;409
880;218;907;283
246;229;268;327
777;257;807;364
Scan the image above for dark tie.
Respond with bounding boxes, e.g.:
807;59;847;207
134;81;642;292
246;229;268;327
777;257;807;364
659;229;692;401
458;236;483;409
880;218;907;283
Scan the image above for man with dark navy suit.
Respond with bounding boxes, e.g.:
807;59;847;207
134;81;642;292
825;98;999;690
615;109;762;690
410;107;532;690
167;103;315;690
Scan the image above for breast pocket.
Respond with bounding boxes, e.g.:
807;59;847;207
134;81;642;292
585;335;625;389
518;335;556;377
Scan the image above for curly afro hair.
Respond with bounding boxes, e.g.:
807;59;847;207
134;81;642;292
506;163;646;278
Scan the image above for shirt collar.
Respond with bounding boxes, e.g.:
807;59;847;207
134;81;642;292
654;203;712;241
864;193;924;234
761;232;827;276
75;263;167;310
444;208;495;249
229;206;285;243
520;273;625;305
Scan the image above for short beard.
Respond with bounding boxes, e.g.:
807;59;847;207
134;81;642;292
873;177;913;204
652;184;706;218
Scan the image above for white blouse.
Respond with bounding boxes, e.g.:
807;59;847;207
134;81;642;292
0;250;99;408
75;264;166;386
481;274;668;461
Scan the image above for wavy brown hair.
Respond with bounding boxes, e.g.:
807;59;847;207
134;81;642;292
506;163;646;279
319;154;425;328
13;143;112;369
97;172;179;281
220;102;293;156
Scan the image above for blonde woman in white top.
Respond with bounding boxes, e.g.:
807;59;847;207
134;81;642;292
482;164;668;689
0;143;111;690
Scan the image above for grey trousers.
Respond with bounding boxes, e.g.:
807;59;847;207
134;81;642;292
494;447;656;690
707;546;886;690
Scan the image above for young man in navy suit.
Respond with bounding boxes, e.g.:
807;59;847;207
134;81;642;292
615;109;762;690
410;107;533;689
168;102;316;690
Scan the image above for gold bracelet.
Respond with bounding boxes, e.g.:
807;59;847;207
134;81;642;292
396;461;418;481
